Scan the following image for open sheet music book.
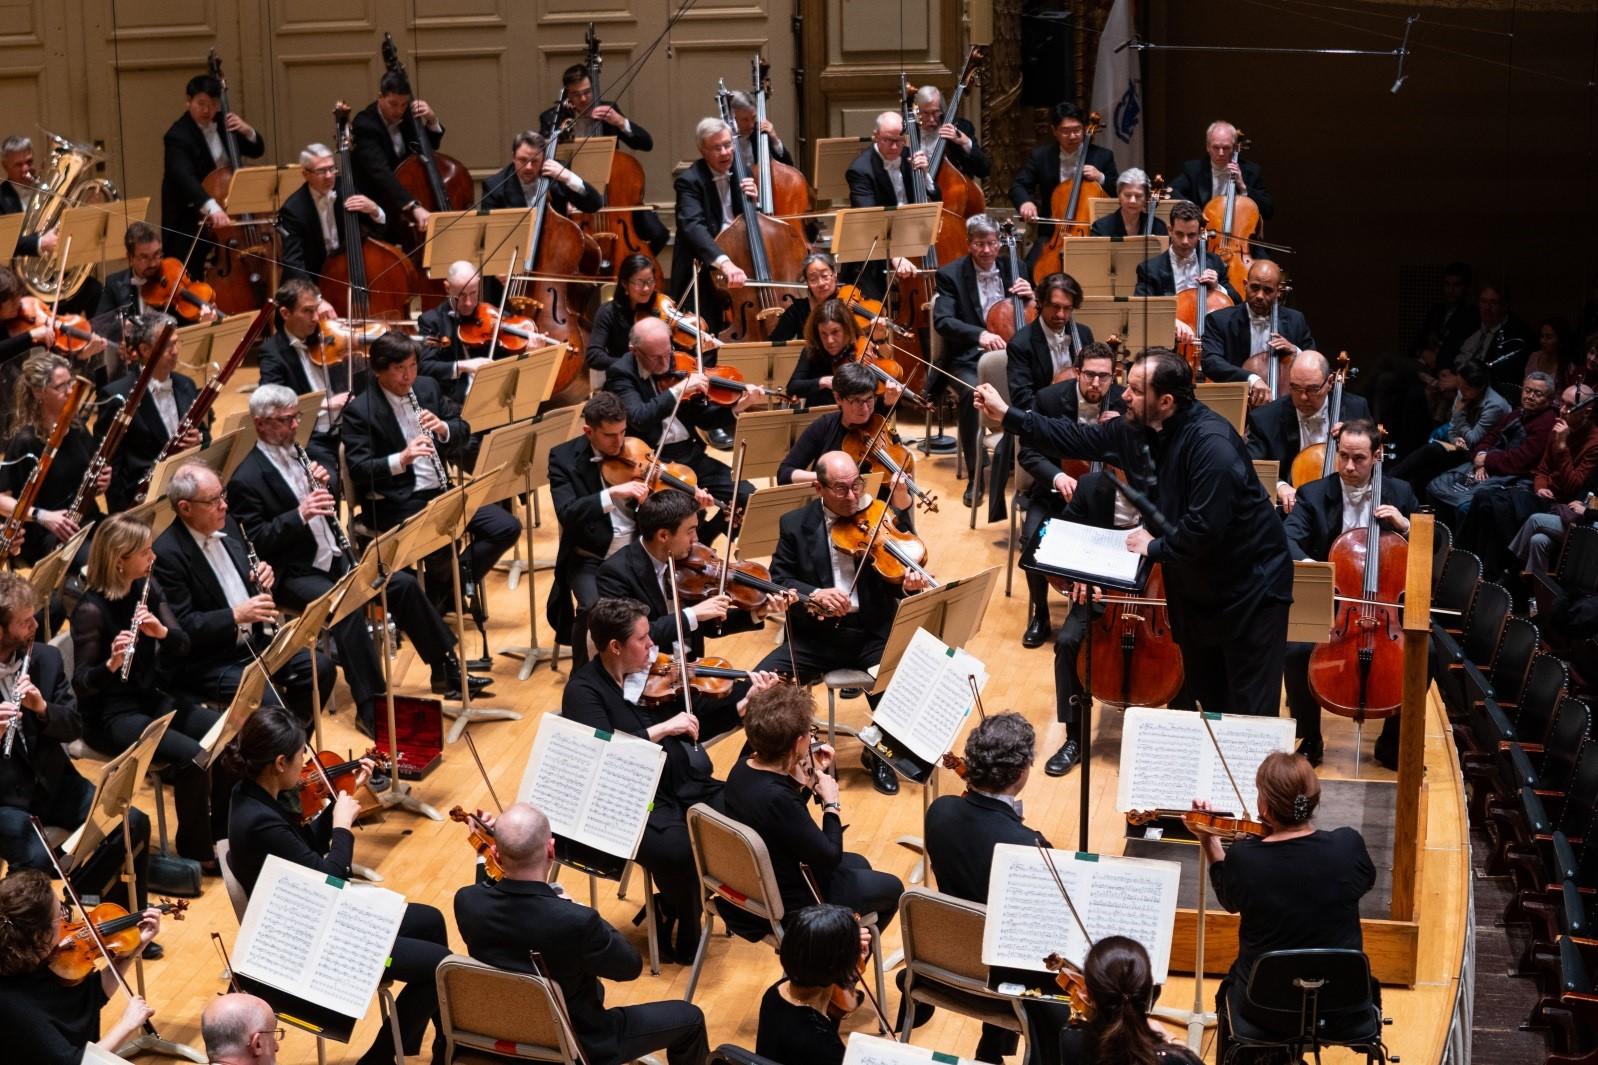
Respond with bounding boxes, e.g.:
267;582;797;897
232;855;407;1023
1115;706;1298;819
517;713;666;861
1022;517;1148;591
844;1032;978;1065
869;626;987;765
982;843;1182;984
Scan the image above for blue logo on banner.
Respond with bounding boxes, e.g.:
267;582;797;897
1112;83;1140;145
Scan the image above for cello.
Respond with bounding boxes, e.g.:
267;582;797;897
1240;282;1296;403
713;81;808;342
322;102;421;323
983;220;1036;342
574;23;658;280
1174;228;1233;375
1290;351;1350;488
1072;564;1184;709
200;50;274;313
1032;111;1107;283
1203;132;1260;298
381;34;474;245
919;47;988;219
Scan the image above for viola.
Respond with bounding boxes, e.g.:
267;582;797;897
1074;563;1184;709
7;296;101;356
141;257;219;322
50;899;188;984
939;751;968;779
1033;111;1107;283
640;294;722;355
449;806;504;880
599;436;702;498
672;542;795;614
1203;132;1260;298
456;302;557;354
1290;351;1351;488
983;220;1036;342
1042;952;1095;1022
838;336;926;409
1127;808;1267;839
829;497;936;586
659;352;792;406
294;747;388;824
840;414;938;513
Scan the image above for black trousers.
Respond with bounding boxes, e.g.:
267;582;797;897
659;440;753;546
419;502;522;609
632;208;670;256
190;646;335;728
610;999;709;1065
636;807;703;958
935;350;982;487
1284;640;1400;754
84;697;222;862
757;618;888;688
355;901;451;1065
1458;484;1547;581
1388;439;1469;490
828;851;904;931
1177;599;1291;717
0;777;151;909
568;552;605;670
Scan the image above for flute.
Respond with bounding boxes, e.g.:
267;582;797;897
292;443;356;561
404;390;453;489
118;577;153;682
3;650;32;757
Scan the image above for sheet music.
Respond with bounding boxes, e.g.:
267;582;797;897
982;844;1182;983
1033;518;1141;584
1115;706;1297;815
869;626;987;764
844;1033;978;1065
519;713;667;861
232;855;407;1021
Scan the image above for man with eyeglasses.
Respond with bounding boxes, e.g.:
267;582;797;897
277;143;385;284
257;277;349;485
777;361;914;515
201;993;281;1065
1200;259;1315;406
95;312;208;513
1011;102;1119;269
1245;350;1370;514
911;83;990;181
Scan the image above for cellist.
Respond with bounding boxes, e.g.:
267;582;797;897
158;71;264;259
1281;419;1415;767
1132;200;1238;344
1010;103;1118;270
1169;120;1274;224
1245;351;1370;514
1201;260;1315;404
350;66;445;241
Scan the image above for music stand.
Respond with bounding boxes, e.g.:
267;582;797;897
734;474;883;561
1195;381;1249;434
1060;238;1115;296
1119;295;1177;350
144;427;247;499
420;208;535;280
220;390;324;442
812;137;869;203
1107;236;1168;295
0;214;22;257
554;137;617;192
1288;560;1336;643
727;405;835;483
460;344;564;434
1074;295;1127;342
830;204;942;264
120;496;178;543
174;313;256;388
220;165;294;216
27;521;94;634
61;196;151;274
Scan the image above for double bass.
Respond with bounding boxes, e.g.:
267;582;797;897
573;23;658;280
1032;112;1107;283
381;34;474;245
1204;132;1260;298
919;47;988;219
200;51;274;313
752;56;811;221
322;102;420;322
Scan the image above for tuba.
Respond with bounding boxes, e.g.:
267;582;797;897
15;130;120;301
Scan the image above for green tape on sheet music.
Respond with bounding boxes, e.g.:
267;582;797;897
595;729;613;741
945;647;955;657
932;1053;960;1064
1201;711;1222;721
326;875;346;888
1074;852;1099;862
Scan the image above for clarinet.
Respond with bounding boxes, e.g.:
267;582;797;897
3;650;31;757
118;577;154;682
292;444;356;561
235;522;278;640
404;390;453;489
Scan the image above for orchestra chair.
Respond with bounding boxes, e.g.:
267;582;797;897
434;954;585;1064
919;317;964;471
1428;520;1452;593
550;858;661;975
1462;652;1566;823
1492;707;1598;883
1222;949;1392;1064
1434;580;1511;718
1456;615;1539;776
215;839;248;922
821;668;874;751
895;888;1032;1051
1512;804;1598;991
681;802;888;1025
967;349;1010;532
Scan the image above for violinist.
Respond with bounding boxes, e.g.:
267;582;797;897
1005;272;1092;414
1132;200;1239;339
227;386;478;733
670;117;755;325
1087;168;1168;238
1058;937;1200;1065
1010;103;1119;264
94;313;207;513
924;713;1072;1064
159;72;264;258
0;352;106;565
351;66;445;239
784;298;901;412
1169;120;1274;222
415;261;499;402
562;597;781;962
777;361;912;515
755;904;869;1065
1199;752;1375;1060
0;267;108;403
1245;350;1370;513
752;451;934;795
974;349;1294;720
933;214;1035;507
223;706;452;1064
603;317;759;546
0;136;61;258
95;221;181;325
730;90;794;170
0;267;59;368
1282;420;1415;767
256;278;351;481
912;83;990;180
769;252;848;344
1201;260;1314;403
0;869;159;1065
452;800;710;1062
481;129;602;214
0;572;155;921
71;513;222;868
276;143;386;284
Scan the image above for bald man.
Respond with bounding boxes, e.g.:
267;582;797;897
415;259;497;403
1200;260;1315;405
201;993;280;1065
454;803;709;1065
1245;349;1370;512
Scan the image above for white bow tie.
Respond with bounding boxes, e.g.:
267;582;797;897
1345;483;1374;505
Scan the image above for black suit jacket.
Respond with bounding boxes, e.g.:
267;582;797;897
539;103;655;152
479;162;603;215
603;352;734;444
1133;249;1241;304
152;514;268;662
925;792;1049;904
594;541;759;658
227;446;343;582
737;131;795;169
0;180;41;256
94;371;206;513
549;435;616;562
225;779;349;896
94;269;142;321
1200;304;1316;383
1088;211;1167;238
1282;473;1417;562
1245;392;1371;486
0;643;82;815
845;146;942;209
1008;141;1119;244
1169;158;1274;220
341;375;468;529
350;100;444;221
769;499;905;647
670;159;738;301
927;117;989;179
1018;379;1126;507
256;328;360;402
932;254;1018;354
276;183;378;283
455;877;642;1064
1005;317;1099;413
160;112;265;253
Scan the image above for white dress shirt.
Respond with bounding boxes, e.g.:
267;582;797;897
713;171;735;230
824;512;863;612
382;389;448;491
312;189;340;251
650;554;699;631
147;378;179;435
1297;400;1330;450
1058;147;1085;184
1212;168;1233;198
876;146;908;205
596;455;638;558
186;524;254;644
655;380;692;447
1249;312;1273;356
1043;323;1074;376
1169;249;1199;293
259;441;338;573
1340;480;1375;533
292;338;336;434
975;265;1005;317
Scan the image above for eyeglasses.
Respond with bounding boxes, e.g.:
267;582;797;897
823;478;866;495
1078;370;1113;383
839;395;876;407
254;1028;286;1044
914;108;943;121
969;239;1000;251
188;494;225;508
262;412;301;425
304;165;337;177
1287;384;1328;397
805;269;836;283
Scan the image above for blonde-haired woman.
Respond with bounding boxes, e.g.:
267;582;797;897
0;351;108;565
70;513;221;869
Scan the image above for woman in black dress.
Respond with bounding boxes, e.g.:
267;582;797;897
1058;936;1200;1065
723;683;904;927
225;706;451;1065
770;251;845;344
71;512;221;867
785;298;866;410
1200;751;1376;1057
755;904;870;1065
0;352;108;566
0;868;159;1065
586;253;661;374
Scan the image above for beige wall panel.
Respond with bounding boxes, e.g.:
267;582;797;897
837;106;884;139
835;0;931;56
411;0;505;30
0;0;45;46
412;50;507;176
273;0;377;35
102;0;218;39
0;69;48;134
272;55;384;169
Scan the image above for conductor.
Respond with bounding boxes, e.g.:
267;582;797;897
972;348;1293;718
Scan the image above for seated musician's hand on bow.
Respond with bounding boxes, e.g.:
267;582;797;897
1246;378;1272;407
692;594;733;623
883;379;903;406
661;710;700;741
890;257;917;279
611;479;650;505
810;588;852;617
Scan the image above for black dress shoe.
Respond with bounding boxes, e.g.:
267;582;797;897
706;427;735;450
431;668;493;697
464;657;493;673
962;483;983;508
1044;739;1081;777
862;749;899;795
1298;736;1324;768
1022;615;1051;648
354;715;376;740
141;940;164;961
1373;738;1400;771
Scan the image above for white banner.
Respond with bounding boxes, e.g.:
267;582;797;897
1092;0;1144;173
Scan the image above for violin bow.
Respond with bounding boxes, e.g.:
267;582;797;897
528;951;592;1065
1194;703;1254;823
717;441;748;599
690;263;706;377
968;674;987;720
798;862;896;1036
49;236;71;325
461;730;505;814
483;244;520;361
161;227;209;321
27;818;160;1036
210;931;243;994
1035;840;1095;953
664;554;700;750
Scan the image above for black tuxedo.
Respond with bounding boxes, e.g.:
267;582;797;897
845;145;942;209
0;180;42;256
595;541;759;660
1017;380;1127;509
1245;392;1371;488
93;371;207;513
934;253;1018;477
413;302;483;403
455;877;707;1065
1200;304;1316;384
925;117;989;178
1133;249;1241;304
276;183;379;283
1169;158;1274;219
669;159;737;309
1008;141;1119;250
254;329;352;480
479;162;602;215
1282;473;1417;563
546;435;622;662
342;375;468;528
160;112;265;257
539;104;655;152
1005;316;1099;413
350;100;445;225
93;269;143;323
1089;210;1167;238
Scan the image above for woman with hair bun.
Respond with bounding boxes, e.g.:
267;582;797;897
1059;935;1199;1065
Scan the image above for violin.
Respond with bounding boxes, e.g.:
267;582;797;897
449;805;504;880
294;747;387;824
984;220;1037;342
1042;952;1095;1022
837;336;929;411
456;302;557;354
7;296;101;356
1126;808;1267;838
50;899;188;984
672;541;796;614
1203;132;1260;298
658;351;792;406
1290;351;1351;488
1075;563;1185;709
141;257;219;322
641;652;780;706
829;497;936;586
840;414;939;513
833;284;905;341
1033;111;1107;283
939;751;968;779
640;293;722;354
306;318;386;367
599;436;702;498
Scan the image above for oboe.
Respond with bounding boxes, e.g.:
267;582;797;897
3;650;32;757
292;444;356;560
118;576;154;682
404;390;453;489
235;521;278;640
